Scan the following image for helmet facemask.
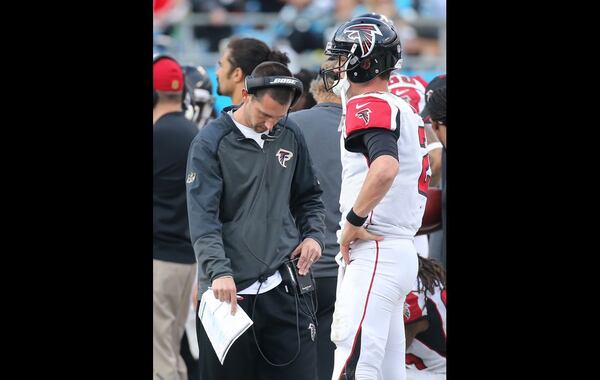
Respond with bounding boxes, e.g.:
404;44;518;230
321;44;362;92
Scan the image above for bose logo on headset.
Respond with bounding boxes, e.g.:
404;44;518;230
245;75;304;107
270;78;297;85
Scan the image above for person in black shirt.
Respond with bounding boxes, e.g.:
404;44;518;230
153;55;199;380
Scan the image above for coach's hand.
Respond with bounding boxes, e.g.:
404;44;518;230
212;276;238;315
339;224;384;265
291;238;322;276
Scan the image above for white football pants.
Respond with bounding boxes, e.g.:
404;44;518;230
331;239;419;380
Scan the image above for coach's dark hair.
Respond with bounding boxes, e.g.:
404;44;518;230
428;86;446;125
416;255;446;295
250;62;295;106
227;38;290;77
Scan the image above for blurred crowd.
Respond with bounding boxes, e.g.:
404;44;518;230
154;0;445;69
154;0;445;113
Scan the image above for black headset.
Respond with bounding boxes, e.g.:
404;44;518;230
244;75;304;108
153;54;180;108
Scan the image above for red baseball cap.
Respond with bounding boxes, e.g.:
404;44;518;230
153;57;184;92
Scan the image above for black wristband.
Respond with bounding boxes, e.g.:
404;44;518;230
346;208;368;227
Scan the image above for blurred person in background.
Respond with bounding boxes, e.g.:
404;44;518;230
153;0;190;53
274;0;334;53
361;1;436;57
179;64;217;380
215;37;291;105
403;0;446;57
424;87;445;147
288;58;343;380
326;0;422;59
182;65;216;129
290;68;317;112
153;55;200;380
417;74;445;187
420;75;445;268
412;0;446;20
255;0;286;12
190;0;245;52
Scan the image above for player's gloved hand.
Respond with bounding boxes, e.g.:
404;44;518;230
290;237;322;276
211;275;238;315
339;224;384;265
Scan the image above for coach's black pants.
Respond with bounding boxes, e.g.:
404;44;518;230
315;276;337;380
196;282;317;380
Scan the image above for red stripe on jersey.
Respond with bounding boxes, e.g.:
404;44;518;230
338;241;380;380
345;96;393;137
404;292;423;323
441;288;446;306
406;354;427;370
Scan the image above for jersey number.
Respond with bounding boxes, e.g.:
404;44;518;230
418;125;430;196
388;75;422;114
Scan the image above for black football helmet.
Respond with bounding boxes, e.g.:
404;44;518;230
182;65;215;129
356;12;394;26
322;16;402;90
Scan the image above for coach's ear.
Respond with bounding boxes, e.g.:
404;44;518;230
241;88;251;104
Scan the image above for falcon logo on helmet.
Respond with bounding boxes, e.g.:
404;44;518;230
355;108;372;125
343;23;383;58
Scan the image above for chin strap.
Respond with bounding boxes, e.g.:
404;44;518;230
338;84;347;134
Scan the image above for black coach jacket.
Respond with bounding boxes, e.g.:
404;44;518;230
186;105;326;295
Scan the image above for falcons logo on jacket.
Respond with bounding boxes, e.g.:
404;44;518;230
343;23;383;58
275;148;294;168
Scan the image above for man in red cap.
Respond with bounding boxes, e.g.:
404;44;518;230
153;55;199;380
153;55;185;121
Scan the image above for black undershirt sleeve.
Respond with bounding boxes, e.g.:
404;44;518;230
345;128;399;163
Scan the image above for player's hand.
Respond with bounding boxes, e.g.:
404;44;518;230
290;238;322;276
339;224;384;265
211;276;238;315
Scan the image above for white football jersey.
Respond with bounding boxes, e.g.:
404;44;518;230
338;91;430;239
404;284;447;374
